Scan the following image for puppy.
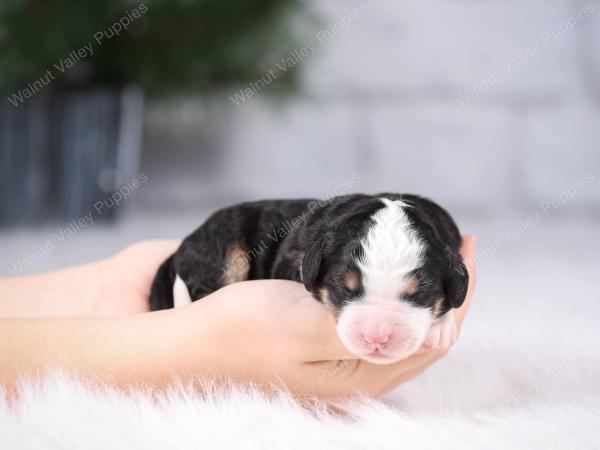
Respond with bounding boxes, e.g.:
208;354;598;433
150;194;468;364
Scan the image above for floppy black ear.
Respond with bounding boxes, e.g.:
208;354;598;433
301;240;323;293
444;250;469;309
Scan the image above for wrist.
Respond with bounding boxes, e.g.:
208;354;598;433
0;309;208;393
161;290;275;386
0;262;103;317
97;308;215;388
110;301;232;388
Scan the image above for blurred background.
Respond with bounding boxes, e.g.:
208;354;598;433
1;0;599;412
1;0;598;267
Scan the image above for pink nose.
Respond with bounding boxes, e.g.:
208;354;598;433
363;333;391;346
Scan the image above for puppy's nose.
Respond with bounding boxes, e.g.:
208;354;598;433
363;332;391;346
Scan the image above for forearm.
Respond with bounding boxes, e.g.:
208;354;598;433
0;307;219;396
0;263;102;317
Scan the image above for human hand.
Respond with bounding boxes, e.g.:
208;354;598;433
173;236;477;398
94;240;180;315
0;240;179;318
0;237;474;399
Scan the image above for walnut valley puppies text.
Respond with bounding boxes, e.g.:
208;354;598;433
229;2;371;105
6;173;148;276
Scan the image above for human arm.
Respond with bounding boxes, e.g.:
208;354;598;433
0;240;178;317
0;236;476;399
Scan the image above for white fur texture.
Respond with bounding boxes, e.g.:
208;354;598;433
358;198;424;299
1;369;598;450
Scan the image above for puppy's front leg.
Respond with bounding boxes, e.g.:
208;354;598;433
424;312;457;350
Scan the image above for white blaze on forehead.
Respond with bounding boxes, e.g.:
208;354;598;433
358;198;424;301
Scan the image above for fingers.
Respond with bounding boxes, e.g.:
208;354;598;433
317;338;357;362
453;235;477;329
112;240;182;283
217;279;357;362
459;235;477;281
419;234;476;352
272;282;357;361
122;240;181;261
341;347;446;396
299;304;357;362
382;350;446;394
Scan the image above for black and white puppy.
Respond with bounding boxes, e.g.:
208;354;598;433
150;194;468;364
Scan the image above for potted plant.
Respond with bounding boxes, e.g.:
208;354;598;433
0;0;302;225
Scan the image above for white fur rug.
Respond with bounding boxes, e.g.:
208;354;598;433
2;318;600;450
0;369;598;450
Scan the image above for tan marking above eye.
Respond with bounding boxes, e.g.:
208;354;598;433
343;271;360;292
404;276;418;295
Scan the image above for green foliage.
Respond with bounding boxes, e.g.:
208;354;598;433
0;0;303;96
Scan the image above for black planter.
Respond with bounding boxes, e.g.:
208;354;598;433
0;86;144;226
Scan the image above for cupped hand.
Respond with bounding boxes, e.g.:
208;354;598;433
175;236;477;398
0;240;178;318
0;236;475;399
93;240;180;315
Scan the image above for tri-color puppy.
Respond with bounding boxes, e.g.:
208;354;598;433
150;194;468;364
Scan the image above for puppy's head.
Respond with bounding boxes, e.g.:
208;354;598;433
302;197;468;364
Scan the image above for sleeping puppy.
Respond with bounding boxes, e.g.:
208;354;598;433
150;194;468;364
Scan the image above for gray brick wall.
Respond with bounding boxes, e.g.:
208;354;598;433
304;0;579;101
142;0;600;216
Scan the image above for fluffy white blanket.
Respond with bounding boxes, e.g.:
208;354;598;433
1;374;598;450
1;336;598;450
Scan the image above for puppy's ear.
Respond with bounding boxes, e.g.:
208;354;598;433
301;240;323;293
444;249;469;309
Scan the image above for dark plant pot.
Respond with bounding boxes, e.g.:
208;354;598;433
0;86;144;226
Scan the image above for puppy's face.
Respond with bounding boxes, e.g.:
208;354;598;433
302;198;468;364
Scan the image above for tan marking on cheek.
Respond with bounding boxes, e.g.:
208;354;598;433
222;245;250;285
404;276;418;296
343;271;360;292
432;296;445;317
319;288;340;319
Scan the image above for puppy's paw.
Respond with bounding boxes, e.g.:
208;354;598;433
424;312;457;350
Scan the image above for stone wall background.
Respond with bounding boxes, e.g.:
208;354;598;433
140;0;600;218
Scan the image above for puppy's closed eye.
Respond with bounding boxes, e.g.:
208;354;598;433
404;276;419;296
343;271;361;293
